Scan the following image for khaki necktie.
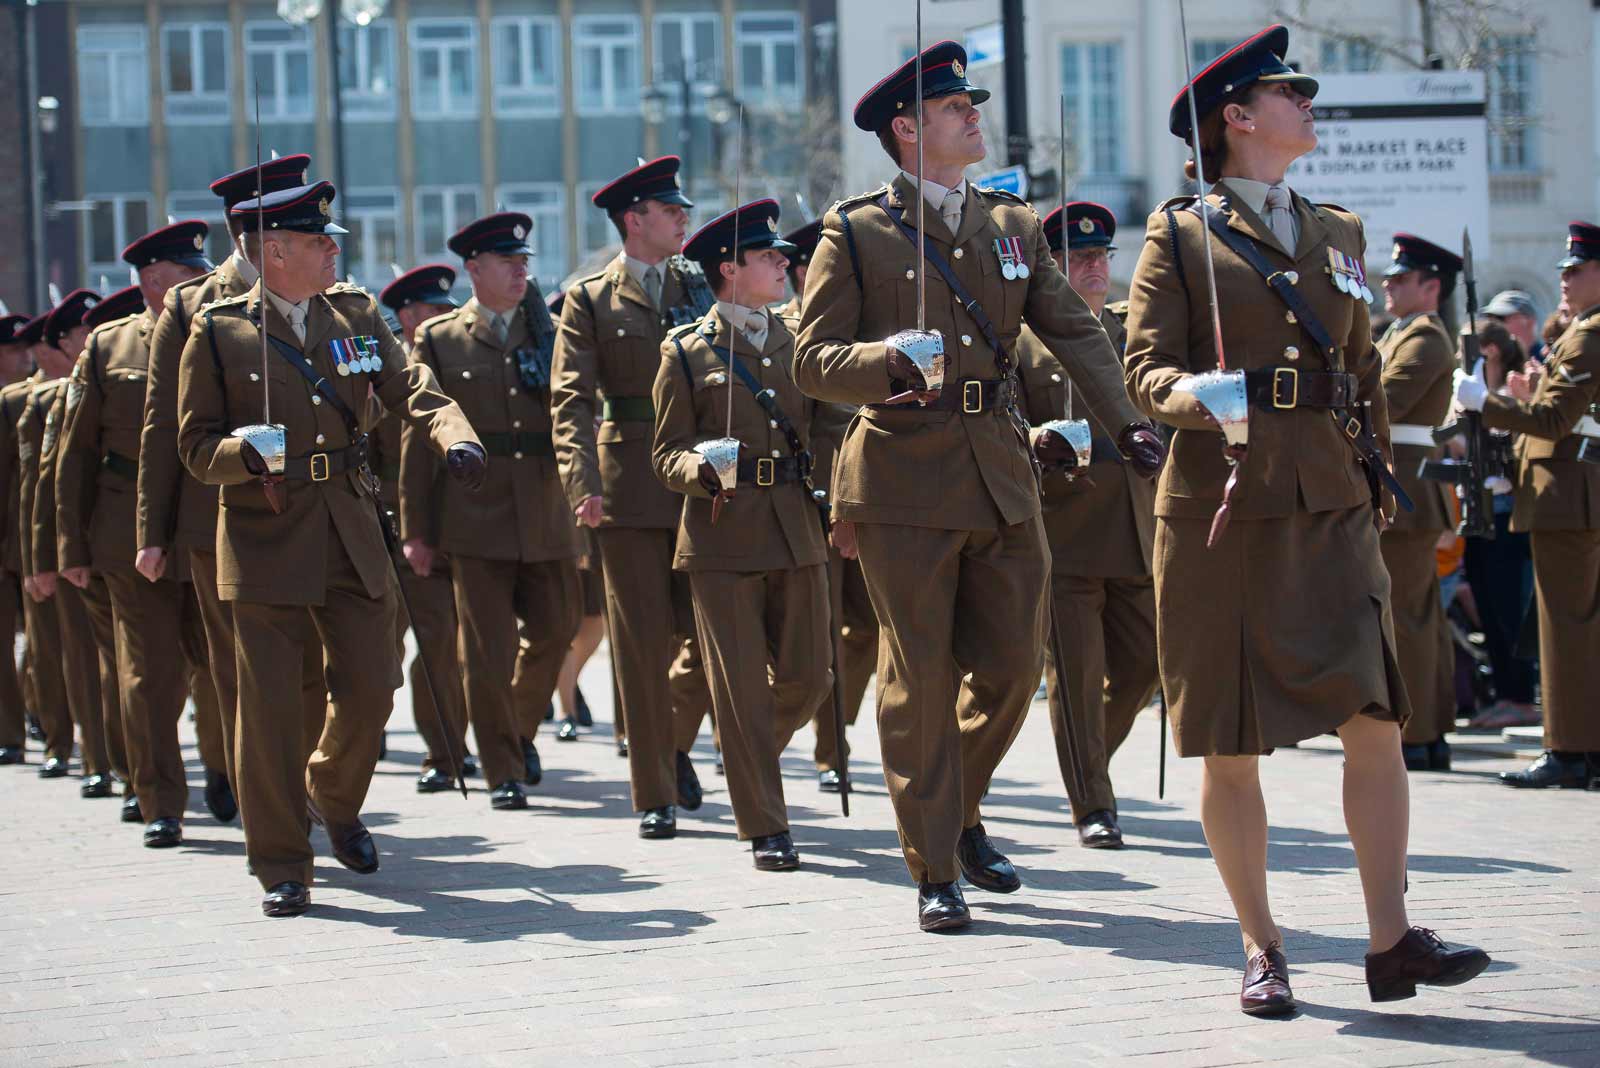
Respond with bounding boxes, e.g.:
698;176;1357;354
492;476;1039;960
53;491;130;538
1265;184;1297;254
643;265;662;309
940;188;964;237
288;304;307;343
490;311;508;344
742;311;768;351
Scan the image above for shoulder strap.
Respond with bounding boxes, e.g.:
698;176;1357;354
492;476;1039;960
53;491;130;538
264;333;362;437
671;335;695;390
876;195;1013;375
1185;203;1337;364
1163;208;1190;299
706;340;811;476
837;206;864;297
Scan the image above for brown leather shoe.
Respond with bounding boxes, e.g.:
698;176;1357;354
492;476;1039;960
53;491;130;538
1365;927;1490;1002
1240;945;1296;1017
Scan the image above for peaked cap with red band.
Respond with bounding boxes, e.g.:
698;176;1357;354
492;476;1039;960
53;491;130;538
853;40;990;132
592;156;694;213
84;285;146;331
122;219;212;271
448;212;534;259
1168;25;1318;141
209;153;312;210
230;180;348;236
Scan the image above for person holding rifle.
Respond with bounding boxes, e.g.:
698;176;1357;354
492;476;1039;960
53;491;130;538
1123;23;1489;1016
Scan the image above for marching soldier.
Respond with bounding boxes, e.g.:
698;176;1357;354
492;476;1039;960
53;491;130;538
1125;24;1487;1014
652;199;830;865
401;211;578;811
1458;220;1600;790
782;217;877;793
376;263;474;792
794;41;1160;930
0;314;33;765
32;289;129;805
552;157;712;837
56;222;226;847
178;179;482;915
139;154;316;825
1376;234;1461;772
1022;202;1160;848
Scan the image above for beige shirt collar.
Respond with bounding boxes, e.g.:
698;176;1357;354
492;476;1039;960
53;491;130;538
263;286;308;326
715;300;768;344
899;170;967;213
232;249;259;287
1219;177;1289;218
623;254;668;288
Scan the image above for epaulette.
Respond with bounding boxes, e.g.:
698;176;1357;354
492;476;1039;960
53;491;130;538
666;320;704;343
201;292;250;315
776;311;801;330
325;282;372;302
1155;194;1200;212
1106;300;1130;320
575;268;608;289
1314;201;1356;216
831;187;888;214
978;187;1027;205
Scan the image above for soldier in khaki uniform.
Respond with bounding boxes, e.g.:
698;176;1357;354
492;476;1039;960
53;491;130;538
177;180;482;916
139;155;318;826
402;211;579;812
795;42;1159;931
782;218;878;794
1376;234;1461;773
1127;24;1487;1015
653;199;830;865
1461;220;1600;790
553;157;712;837
0;315;33;765
1020;203;1160;849
31;290;128;805
377;263;474;792
57;223;224;848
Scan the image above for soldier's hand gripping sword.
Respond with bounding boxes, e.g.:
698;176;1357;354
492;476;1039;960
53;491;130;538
231;78;288;513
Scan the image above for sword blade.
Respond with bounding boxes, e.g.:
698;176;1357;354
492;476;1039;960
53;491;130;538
914;0;926;333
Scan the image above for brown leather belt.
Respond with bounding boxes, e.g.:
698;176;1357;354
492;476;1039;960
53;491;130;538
101;451;138;480
480;430;554;457
282;440;368;482
735;455;805;486
1244;367;1357;410
873;375;1018;414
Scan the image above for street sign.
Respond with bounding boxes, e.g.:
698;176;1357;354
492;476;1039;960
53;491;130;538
965;21;1002;66
1286;71;1490;260
974;164;1028;199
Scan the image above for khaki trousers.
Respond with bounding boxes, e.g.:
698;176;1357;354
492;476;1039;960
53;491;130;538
391;555;469;772
596;527;712;811
812;547;878;772
0;572;25;748
181;581;227;776
1382;532;1456;745
1042;571;1159;818
104;569;191;821
1531;528;1600;752
21;593;72;761
689;564;831;839
231;531;397;890
452;554;581;790
855;518;1049;885
55;582;116;778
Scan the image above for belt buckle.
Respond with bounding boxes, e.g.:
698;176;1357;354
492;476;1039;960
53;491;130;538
1272;367;1299;409
962;380;984;414
756;457;775;486
309;452;331;482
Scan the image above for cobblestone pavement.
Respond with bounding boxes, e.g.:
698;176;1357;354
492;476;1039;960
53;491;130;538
2;644;1596;1068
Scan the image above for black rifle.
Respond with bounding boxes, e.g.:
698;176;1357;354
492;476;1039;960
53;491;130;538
514;279;556;392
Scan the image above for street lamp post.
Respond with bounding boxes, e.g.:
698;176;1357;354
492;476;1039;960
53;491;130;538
641;59;737;201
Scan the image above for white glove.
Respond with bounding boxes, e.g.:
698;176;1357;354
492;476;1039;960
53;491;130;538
1487;475;1514;496
1453;367;1487;412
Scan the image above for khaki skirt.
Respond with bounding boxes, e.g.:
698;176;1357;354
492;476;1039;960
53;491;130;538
1154;504;1411;757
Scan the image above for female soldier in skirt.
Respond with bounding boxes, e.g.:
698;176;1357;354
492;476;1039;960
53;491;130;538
1122;24;1490;1016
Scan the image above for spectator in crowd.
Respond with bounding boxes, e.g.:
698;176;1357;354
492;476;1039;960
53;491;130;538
1482;290;1545;363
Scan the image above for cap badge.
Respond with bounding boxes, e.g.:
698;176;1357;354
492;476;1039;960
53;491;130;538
951;59;965;78
193;234;206;250
766;217;778;232
1079;218;1095;234
438;276;451;291
513;225;526;240
318;198;330;218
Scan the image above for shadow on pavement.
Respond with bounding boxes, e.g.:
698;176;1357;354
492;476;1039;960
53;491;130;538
1324;1008;1600;1067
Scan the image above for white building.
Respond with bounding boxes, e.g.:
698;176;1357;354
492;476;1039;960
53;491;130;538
836;0;1597;318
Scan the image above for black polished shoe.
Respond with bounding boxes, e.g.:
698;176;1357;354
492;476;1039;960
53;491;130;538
574;686;593;727
204;770;237;822
462;754;479;778
1076;809;1124;850
490;780;528;810
38;756;69;779
818;769;841;793
917;881;971;932
752;832;800;871
638;805;677;839
1499;750;1596;789
556;719;579;742
1401;744;1430;772
121;794;143;823
143;818;183;849
616;738;629;758
676;751;703;811
262;881;310;917
1426;737;1452;771
325;821;379;874
80;774;114;799
1365;927;1491;1002
521;737;543;786
956;822;1021;893
715;752;724;776
1240;945;1297;1017
0;745;23;765
25;715;44;742
416;767;456;793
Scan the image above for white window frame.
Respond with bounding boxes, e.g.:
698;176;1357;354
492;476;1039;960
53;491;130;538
573;15;642;117
1318;37;1379;73
652;12;721;114
414;185;481;264
491;15;561;118
341;189;404;293
162;22;231;124
497;183;567;290
409;18;479;120
339;19;397;121
244;20;316;122
1060;40;1126;179
735;12;802;111
84;195;153;285
577;181;616;260
77;25;149;128
1488;34;1538;174
165;192;232;266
